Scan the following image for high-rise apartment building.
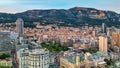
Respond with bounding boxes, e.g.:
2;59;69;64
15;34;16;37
16;18;24;37
111;32;118;47
111;32;120;47
102;23;107;34
99;36;108;53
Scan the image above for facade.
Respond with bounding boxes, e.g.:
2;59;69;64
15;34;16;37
99;36;108;53
17;48;49;68
0;59;12;67
18;48;29;68
16;18;24;37
111;32;120;47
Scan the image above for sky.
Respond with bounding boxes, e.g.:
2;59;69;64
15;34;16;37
0;0;120;14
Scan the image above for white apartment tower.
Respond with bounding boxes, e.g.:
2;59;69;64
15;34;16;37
18;48;49;68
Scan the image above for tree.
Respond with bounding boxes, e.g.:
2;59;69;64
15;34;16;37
40;42;68;53
0;53;10;59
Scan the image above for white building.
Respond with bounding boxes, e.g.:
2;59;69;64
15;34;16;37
10;31;18;40
17;48;50;68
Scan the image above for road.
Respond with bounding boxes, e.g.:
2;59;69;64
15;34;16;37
11;49;17;68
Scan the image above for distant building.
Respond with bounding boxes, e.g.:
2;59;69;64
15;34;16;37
0;31;12;51
16;18;24;37
10;31;18;40
99;36;108;53
102;23;107;34
111;32;120;47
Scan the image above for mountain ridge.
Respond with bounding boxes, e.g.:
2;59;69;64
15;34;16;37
0;7;120;27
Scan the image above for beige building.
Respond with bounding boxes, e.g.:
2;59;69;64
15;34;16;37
99;36;107;53
111;32;120;47
60;53;88;68
60;52;106;68
60;58;76;68
0;59;12;67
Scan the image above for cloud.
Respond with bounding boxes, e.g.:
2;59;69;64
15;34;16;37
0;0;17;5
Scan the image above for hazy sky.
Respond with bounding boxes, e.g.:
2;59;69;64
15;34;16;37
0;0;120;13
